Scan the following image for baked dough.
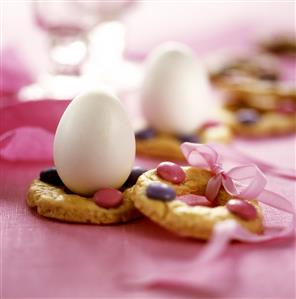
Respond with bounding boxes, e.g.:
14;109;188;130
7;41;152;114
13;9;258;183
136;126;232;160
27;180;140;224
130;167;263;240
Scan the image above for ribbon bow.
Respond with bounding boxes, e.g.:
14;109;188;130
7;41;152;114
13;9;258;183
126;143;294;293
181;143;294;214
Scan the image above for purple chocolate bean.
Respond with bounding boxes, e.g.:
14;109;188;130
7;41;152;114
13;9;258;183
39;168;63;186
237;109;260;125
135;128;156;140
146;182;176;201
177;134;199;143
122;166;147;189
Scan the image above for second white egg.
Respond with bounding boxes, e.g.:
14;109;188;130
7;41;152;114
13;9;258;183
141;42;212;135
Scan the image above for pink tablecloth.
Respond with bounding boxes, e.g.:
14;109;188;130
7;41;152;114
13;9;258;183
1;2;295;295
1;100;295;298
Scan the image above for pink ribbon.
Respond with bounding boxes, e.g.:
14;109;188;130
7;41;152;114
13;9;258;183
211;143;296;180
180;142;294;214
125;143;294;293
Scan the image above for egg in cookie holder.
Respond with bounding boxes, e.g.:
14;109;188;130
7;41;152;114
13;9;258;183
27;167;145;224
27;90;144;224
130;143;294;240
135;42;232;161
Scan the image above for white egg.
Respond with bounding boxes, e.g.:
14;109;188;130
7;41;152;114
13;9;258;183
53;89;135;196
141;42;212;134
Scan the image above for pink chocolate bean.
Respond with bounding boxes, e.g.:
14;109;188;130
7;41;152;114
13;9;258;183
200;120;222;131
276;100;296;114
177;194;213;207
156;162;186;184
94;188;123;209
226;199;257;220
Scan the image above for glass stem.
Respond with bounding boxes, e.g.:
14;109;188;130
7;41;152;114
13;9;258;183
49;34;88;76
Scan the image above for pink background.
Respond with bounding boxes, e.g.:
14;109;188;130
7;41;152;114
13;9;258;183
2;1;296;75
1;1;296;298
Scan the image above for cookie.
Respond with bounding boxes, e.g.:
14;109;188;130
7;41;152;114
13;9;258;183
259;34;296;56
221;81;296;110
210;54;279;88
136;125;232;160
220;108;296;137
130;166;263;240
219;82;296;136
27;179;140;224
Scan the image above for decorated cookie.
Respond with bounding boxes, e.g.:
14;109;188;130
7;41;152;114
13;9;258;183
130;144;264;240
136;42;232;160
136;123;232;160
27;167;143;224
208;47;296;137
27;89;143;224
210;54;279;88
259;34;296;57
219;82;296;136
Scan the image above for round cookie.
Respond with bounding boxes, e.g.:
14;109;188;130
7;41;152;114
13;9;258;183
209;54;279;88
130;167;263;240
259;34;296;57
27;179;140;224
136;125;232;160
220;108;296;137
219;82;296;136
221;81;296;110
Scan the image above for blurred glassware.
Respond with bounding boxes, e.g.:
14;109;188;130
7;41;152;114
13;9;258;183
84;0;142;93
77;0;136;22
33;1;99;76
21;1;100;100
20;0;140;101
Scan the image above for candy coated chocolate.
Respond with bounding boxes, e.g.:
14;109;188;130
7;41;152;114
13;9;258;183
277;100;296;114
177;134;199;143
146;182;176;201
94;188;123;209
259;72;278;81
236;109;260;125
199;120;222;131
177;194;213;207
156;162;186;184
135;128;156;140
40;168;63;186
226;199;257;220
122;166;147;189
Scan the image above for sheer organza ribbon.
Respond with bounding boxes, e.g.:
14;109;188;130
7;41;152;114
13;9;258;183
211;143;296;181
124;143;294;293
180;142;294;213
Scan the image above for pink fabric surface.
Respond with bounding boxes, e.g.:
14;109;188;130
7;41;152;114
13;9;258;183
1;100;295;298
1;156;295;299
2;3;295;297
0;48;33;95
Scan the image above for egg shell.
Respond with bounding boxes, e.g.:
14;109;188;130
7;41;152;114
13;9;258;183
54;89;135;196
141;42;213;134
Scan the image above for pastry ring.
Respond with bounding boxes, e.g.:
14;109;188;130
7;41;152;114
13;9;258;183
130;165;263;240
136;124;232;160
219;82;296;137
27;167;145;224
